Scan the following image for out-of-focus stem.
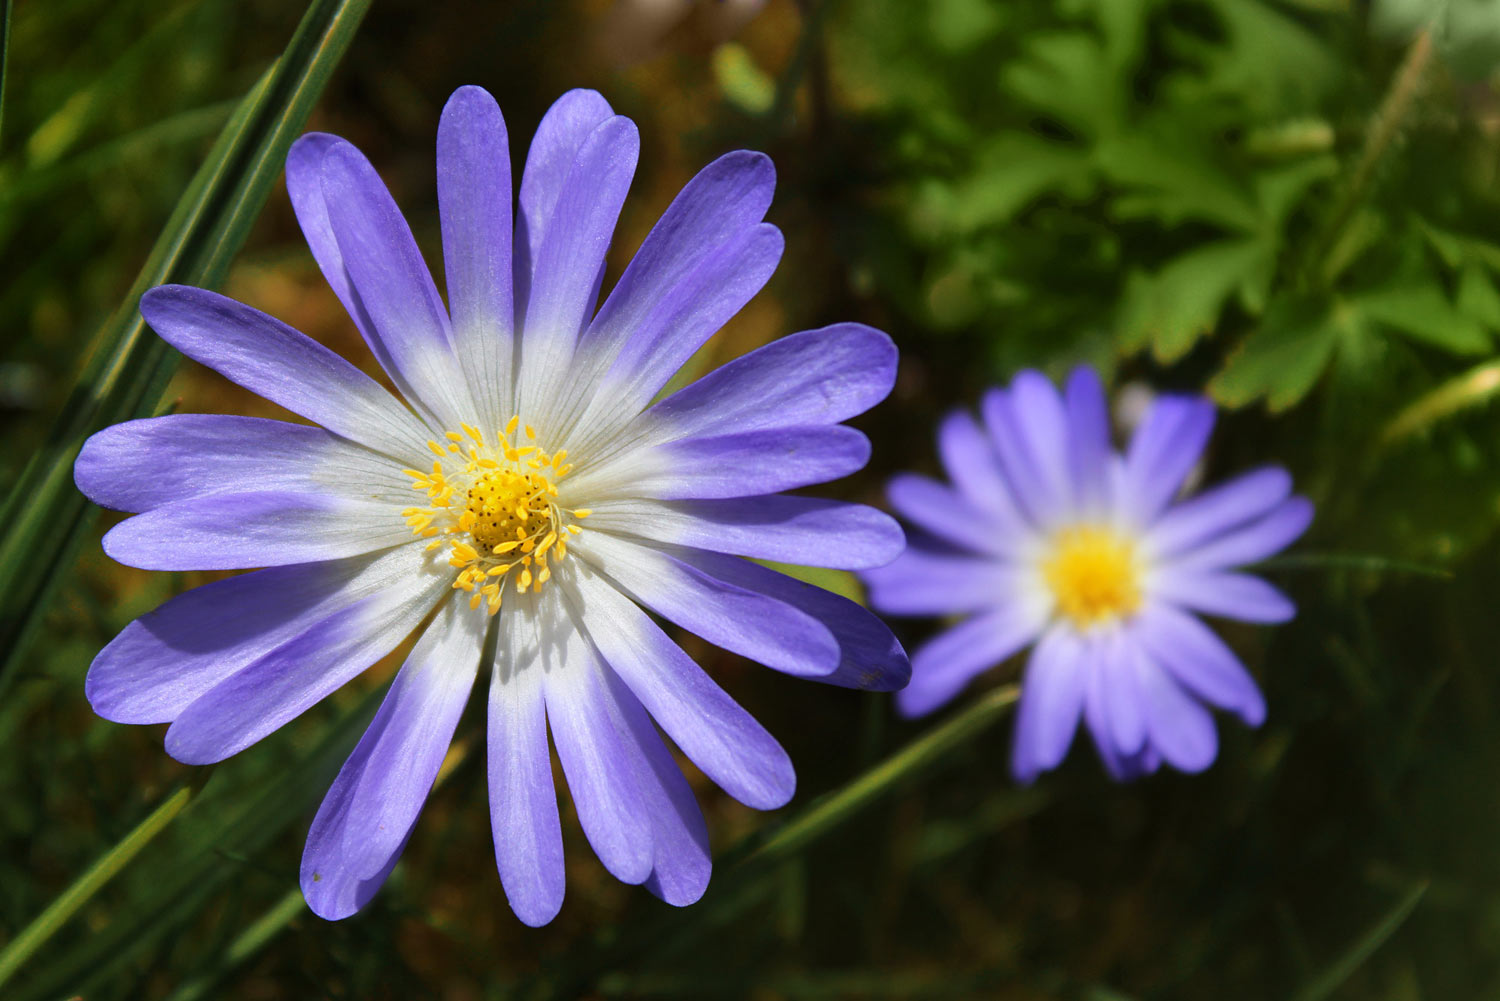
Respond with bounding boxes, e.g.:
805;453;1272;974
1308;28;1433;286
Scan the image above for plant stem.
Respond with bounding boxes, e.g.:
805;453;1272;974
1306;28;1433;287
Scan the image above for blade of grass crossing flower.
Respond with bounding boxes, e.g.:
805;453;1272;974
738;684;1020;867
1289;881;1428;1001
0;0;372;694
523;684;1022;1001
0;785;192;991
9;685;386;1001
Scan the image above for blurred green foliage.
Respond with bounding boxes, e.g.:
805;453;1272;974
3;0;1500;999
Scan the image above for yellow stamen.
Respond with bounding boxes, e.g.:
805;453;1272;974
399;413;590;616
1041;526;1142;629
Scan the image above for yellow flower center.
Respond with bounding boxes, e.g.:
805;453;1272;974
1041;526;1142;629
465;468;554;551
399;416;590;616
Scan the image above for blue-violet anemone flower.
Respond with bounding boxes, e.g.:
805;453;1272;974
75;86;910;925
862;367;1310;782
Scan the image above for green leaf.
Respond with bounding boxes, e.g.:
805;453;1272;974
1210;297;1351;410
1355;284;1492;355
1457;262;1500;328
1098;128;1261;232
1117;237;1272;360
1002;31;1123;139
919;132;1094;236
0;0;372;693
1253;154;1339;231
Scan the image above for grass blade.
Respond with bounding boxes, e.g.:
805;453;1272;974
9;687;383;1001
524;684;1022;1001
0;785;192;991
0;0;373;691
1290;881;1428;1001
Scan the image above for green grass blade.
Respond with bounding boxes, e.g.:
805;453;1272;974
10;687;383;1001
0;0;373;690
737;684;1021;868
524;684;1023;1001
1251;552;1453;579
1290;881;1428;1001
0;785;192;991
161;888;305;1001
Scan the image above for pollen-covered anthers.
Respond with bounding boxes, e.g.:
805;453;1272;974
400;416;590;615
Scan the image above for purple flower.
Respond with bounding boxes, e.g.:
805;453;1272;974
75;86;909;925
862;367;1310;783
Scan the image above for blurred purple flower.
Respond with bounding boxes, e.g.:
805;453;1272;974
75;86;908;924
863;367;1310;783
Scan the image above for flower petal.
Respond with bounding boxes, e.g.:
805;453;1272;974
1134;650;1220;773
1010;628;1088;783
162;562;450;764
1119;394;1216;526
979;384;1061;528
517;115;639;428
75;415;409;514
339;599;484;873
489;601;566;927
570;531;839;676
566;224;786;450
598;668;712;907
102;491;413;571
936;409;1028;528
1065;366;1112;516
863;545;1019;617
581;495;902;571
138;285;429;460
568;150;774;431
301;597;483;919
86;544;436;725
1132;603;1266;726
1143;467;1293;558
566;567;795;810
886;474;1026;559
898;602;1047;718
1099;630;1147;755
644;322;896;442
515;89;615;302
539;590;655;885
597;425;871;502
285;132;429;419
1169;497;1313;571
684;553;912;692
438;85;515;425
320;140;474;430
1150;569;1296;623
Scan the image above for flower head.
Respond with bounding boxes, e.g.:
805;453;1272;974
862;367;1311;783
76;86;909;924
